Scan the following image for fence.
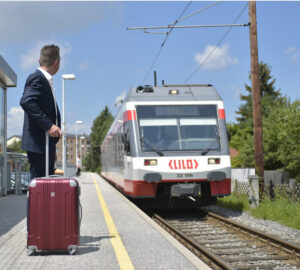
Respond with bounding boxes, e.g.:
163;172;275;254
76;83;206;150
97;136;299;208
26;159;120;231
265;181;300;202
232;178;300;202
6;153;30;195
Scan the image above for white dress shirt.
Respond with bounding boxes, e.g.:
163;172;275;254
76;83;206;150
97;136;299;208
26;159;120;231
38;67;58;125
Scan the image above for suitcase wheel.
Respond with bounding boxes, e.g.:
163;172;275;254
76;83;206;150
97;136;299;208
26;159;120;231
27;247;36;256
68;245;78;255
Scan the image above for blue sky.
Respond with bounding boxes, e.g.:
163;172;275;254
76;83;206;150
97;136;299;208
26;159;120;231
1;1;299;138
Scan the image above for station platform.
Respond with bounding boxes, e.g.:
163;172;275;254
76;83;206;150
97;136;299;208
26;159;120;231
0;172;210;270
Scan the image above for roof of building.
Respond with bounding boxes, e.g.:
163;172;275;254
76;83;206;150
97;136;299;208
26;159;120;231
230;148;239;157
7;135;21;140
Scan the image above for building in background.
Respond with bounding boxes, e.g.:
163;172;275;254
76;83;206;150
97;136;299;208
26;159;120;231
56;134;90;166
7;135;21;147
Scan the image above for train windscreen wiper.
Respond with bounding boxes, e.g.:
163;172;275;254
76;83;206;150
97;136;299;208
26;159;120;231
201;132;220;156
141;137;164;156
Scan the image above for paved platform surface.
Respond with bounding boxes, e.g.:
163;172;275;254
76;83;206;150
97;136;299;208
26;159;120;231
0;172;211;270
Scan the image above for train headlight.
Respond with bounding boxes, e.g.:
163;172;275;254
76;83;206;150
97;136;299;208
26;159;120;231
144;159;157;166
208;158;220;165
169;89;179;95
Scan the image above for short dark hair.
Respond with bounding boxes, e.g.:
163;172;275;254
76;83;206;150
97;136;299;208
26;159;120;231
39;45;60;67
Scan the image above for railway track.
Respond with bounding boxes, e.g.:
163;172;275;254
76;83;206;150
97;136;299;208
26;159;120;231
152;210;300;270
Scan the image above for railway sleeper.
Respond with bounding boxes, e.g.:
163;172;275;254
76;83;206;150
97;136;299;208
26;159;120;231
215;249;274;256
208;244;268;250
197;239;242;245
189;233;235;239
224;255;292;263
234;264;288;270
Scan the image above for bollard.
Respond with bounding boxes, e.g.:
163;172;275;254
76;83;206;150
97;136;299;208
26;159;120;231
248;175;259;207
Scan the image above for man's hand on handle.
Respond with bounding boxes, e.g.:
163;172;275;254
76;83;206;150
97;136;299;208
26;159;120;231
48;124;62;137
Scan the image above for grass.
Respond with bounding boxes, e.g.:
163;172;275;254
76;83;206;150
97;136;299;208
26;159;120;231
250;197;300;230
217;193;300;230
216;192;250;212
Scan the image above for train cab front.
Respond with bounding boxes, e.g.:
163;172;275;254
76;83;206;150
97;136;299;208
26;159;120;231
127;99;231;208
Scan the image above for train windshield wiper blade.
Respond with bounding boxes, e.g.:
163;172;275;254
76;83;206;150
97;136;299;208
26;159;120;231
201;148;211;156
201;135;220;156
141;137;164;156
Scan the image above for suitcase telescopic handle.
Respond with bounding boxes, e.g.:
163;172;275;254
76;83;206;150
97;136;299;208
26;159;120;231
46;132;49;177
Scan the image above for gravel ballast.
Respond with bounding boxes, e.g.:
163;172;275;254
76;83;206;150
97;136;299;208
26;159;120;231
201;205;300;246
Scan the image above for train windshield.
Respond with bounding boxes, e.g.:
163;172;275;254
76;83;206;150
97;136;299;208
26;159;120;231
136;105;221;152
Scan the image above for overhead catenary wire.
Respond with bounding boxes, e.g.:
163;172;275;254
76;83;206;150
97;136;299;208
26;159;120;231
144;30;169;35
127;0;223;31
185;2;249;83
131;23;249;30
177;0;222;24
141;0;192;84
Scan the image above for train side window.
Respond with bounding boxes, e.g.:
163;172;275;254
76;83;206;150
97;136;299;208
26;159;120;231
123;124;131;155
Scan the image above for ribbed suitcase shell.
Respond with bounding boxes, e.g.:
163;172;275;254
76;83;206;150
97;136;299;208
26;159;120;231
27;177;80;255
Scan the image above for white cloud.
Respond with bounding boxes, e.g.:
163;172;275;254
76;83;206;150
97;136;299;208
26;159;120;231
0;2;124;43
79;60;89;71
7;107;24;137
195;44;238;70
285;47;299;62
21;41;72;70
115;91;127;107
284;47;296;54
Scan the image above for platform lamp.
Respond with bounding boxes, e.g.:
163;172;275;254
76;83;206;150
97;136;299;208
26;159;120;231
62;74;76;176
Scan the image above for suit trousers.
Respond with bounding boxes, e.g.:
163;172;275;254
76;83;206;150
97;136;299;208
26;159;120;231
27;147;56;180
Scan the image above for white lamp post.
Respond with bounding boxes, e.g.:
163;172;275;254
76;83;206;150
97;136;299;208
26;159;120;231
80;136;85;161
75;120;83;163
80;136;85;160
62;74;76;176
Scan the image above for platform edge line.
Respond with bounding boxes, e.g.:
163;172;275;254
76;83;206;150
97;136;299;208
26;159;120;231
92;173;134;270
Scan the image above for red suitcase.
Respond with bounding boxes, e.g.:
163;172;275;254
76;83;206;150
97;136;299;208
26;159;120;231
27;134;81;256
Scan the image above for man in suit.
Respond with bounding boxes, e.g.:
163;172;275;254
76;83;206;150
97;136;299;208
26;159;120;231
20;44;62;179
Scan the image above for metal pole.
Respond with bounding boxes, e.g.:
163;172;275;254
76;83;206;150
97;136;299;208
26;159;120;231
62;78;66;177
154;70;157;87
249;1;264;199
14;159;18;195
80;138;83;160
75;124;78;162
17;158;22;195
3;87;7;195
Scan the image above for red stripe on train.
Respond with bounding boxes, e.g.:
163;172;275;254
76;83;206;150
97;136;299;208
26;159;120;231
218;109;226;119
123;110;136;122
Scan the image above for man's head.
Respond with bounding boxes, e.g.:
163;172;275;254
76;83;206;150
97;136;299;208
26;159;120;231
39;45;60;75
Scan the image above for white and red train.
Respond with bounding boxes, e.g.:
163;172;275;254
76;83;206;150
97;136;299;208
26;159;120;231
101;84;231;208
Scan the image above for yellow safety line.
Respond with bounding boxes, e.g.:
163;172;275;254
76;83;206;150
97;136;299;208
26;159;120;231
92;174;134;270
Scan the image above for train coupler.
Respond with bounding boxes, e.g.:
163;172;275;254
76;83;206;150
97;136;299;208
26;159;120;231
170;183;201;198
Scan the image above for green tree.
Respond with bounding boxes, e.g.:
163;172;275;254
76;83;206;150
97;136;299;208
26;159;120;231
229;62;288;169
84;106;114;173
276;100;300;180
236;62;284;126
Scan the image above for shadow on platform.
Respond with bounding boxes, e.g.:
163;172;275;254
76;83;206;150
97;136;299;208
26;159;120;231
0;194;27;237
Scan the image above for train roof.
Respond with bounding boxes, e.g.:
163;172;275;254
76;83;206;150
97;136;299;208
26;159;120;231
123;84;223;103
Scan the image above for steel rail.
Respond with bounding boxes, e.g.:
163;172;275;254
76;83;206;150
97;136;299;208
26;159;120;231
206;211;300;256
153;214;236;270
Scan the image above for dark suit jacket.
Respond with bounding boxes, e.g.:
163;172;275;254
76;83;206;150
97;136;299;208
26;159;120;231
20;69;61;154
